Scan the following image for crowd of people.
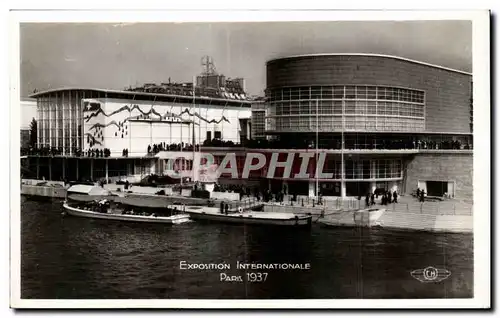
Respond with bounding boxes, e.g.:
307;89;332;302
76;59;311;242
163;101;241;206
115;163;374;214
81;148;111;158
364;190;398;207
143;137;471;154
20;146;131;158
80;148;129;157
21;146;64;156
21;136;471;159
202;138;471;151
146;142;201;155
416;188;427;202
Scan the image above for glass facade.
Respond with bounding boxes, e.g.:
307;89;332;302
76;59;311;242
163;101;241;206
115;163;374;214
251;110;266;138
267;85;425;132
336;158;402;180
37;90;100;155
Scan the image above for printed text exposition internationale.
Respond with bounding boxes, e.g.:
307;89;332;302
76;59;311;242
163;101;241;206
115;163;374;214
179;261;311;271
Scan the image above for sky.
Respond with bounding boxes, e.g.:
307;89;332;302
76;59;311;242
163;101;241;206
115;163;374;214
19;21;472;98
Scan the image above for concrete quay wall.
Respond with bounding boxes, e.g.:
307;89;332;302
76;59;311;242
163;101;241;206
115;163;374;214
21;184;67;198
320;211;472;233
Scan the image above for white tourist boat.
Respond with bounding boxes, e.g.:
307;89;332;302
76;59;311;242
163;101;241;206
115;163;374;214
63;202;191;224
180;205;312;227
63;184;190;224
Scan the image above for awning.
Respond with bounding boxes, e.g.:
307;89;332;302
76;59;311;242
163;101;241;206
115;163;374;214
67;184;111;196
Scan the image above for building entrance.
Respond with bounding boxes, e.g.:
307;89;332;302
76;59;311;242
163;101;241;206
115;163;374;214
426;181;448;197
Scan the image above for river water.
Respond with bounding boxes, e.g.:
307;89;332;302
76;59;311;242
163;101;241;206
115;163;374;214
20;196;473;299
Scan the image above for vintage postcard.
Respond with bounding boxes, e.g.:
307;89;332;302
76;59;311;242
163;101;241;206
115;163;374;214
10;10;490;309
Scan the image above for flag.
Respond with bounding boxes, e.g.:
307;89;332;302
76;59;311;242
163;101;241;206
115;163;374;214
83;100;102;112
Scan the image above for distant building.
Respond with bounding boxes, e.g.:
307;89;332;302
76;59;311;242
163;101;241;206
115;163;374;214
21;98;37;148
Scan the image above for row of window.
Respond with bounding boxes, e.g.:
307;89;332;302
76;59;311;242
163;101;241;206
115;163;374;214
206;157;402;179
269;100;425;117
38;119;82;148
344;159;402;179
268;85;425;103
252;112;266;137
267;117;425;132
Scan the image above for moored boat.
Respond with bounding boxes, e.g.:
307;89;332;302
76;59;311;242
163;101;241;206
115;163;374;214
180;205;312;227
63;202;191;224
63;184;190;224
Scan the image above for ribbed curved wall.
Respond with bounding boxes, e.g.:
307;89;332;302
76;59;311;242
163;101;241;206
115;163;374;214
266;55;472;134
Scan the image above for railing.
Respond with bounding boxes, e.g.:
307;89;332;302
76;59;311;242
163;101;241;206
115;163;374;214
262;195;473;216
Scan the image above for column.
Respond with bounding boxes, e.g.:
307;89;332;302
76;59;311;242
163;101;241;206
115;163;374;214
340;157;346;198
69;92;73;156
390;181;398;193
90;158;94;181
62;158;66;180
36;156;40;180
283;180;289;194
48;96;52;148
149;159;155;175
62;91;65;154
193;152;201;182
370;159;377;193
48;157;52;181
308;181;315;198
105;159;109;184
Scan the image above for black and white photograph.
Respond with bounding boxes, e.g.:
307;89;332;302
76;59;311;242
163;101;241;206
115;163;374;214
10;10;490;309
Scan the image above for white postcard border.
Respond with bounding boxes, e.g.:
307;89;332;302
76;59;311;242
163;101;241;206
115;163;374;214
8;9;490;309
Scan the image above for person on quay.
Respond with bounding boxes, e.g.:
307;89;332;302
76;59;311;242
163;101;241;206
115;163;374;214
393;191;398;203
420;190;425;202
370;193;375;206
365;193;370;208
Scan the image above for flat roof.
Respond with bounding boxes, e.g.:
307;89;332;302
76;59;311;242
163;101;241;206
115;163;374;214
267;53;471;76
28;87;252;106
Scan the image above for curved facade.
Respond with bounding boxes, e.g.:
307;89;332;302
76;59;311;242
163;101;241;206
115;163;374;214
266;54;472;134
259;54;473;198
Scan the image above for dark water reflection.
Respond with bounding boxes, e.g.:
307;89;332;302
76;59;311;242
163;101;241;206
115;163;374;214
21;196;473;299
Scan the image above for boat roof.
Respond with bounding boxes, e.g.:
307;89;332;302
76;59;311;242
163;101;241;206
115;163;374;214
67;184;110;196
68;194;110;202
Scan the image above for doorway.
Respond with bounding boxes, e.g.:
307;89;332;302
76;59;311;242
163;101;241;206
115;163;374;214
426;181;448;197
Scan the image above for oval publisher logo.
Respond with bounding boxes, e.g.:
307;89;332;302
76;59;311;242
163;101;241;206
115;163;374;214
411;266;451;283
